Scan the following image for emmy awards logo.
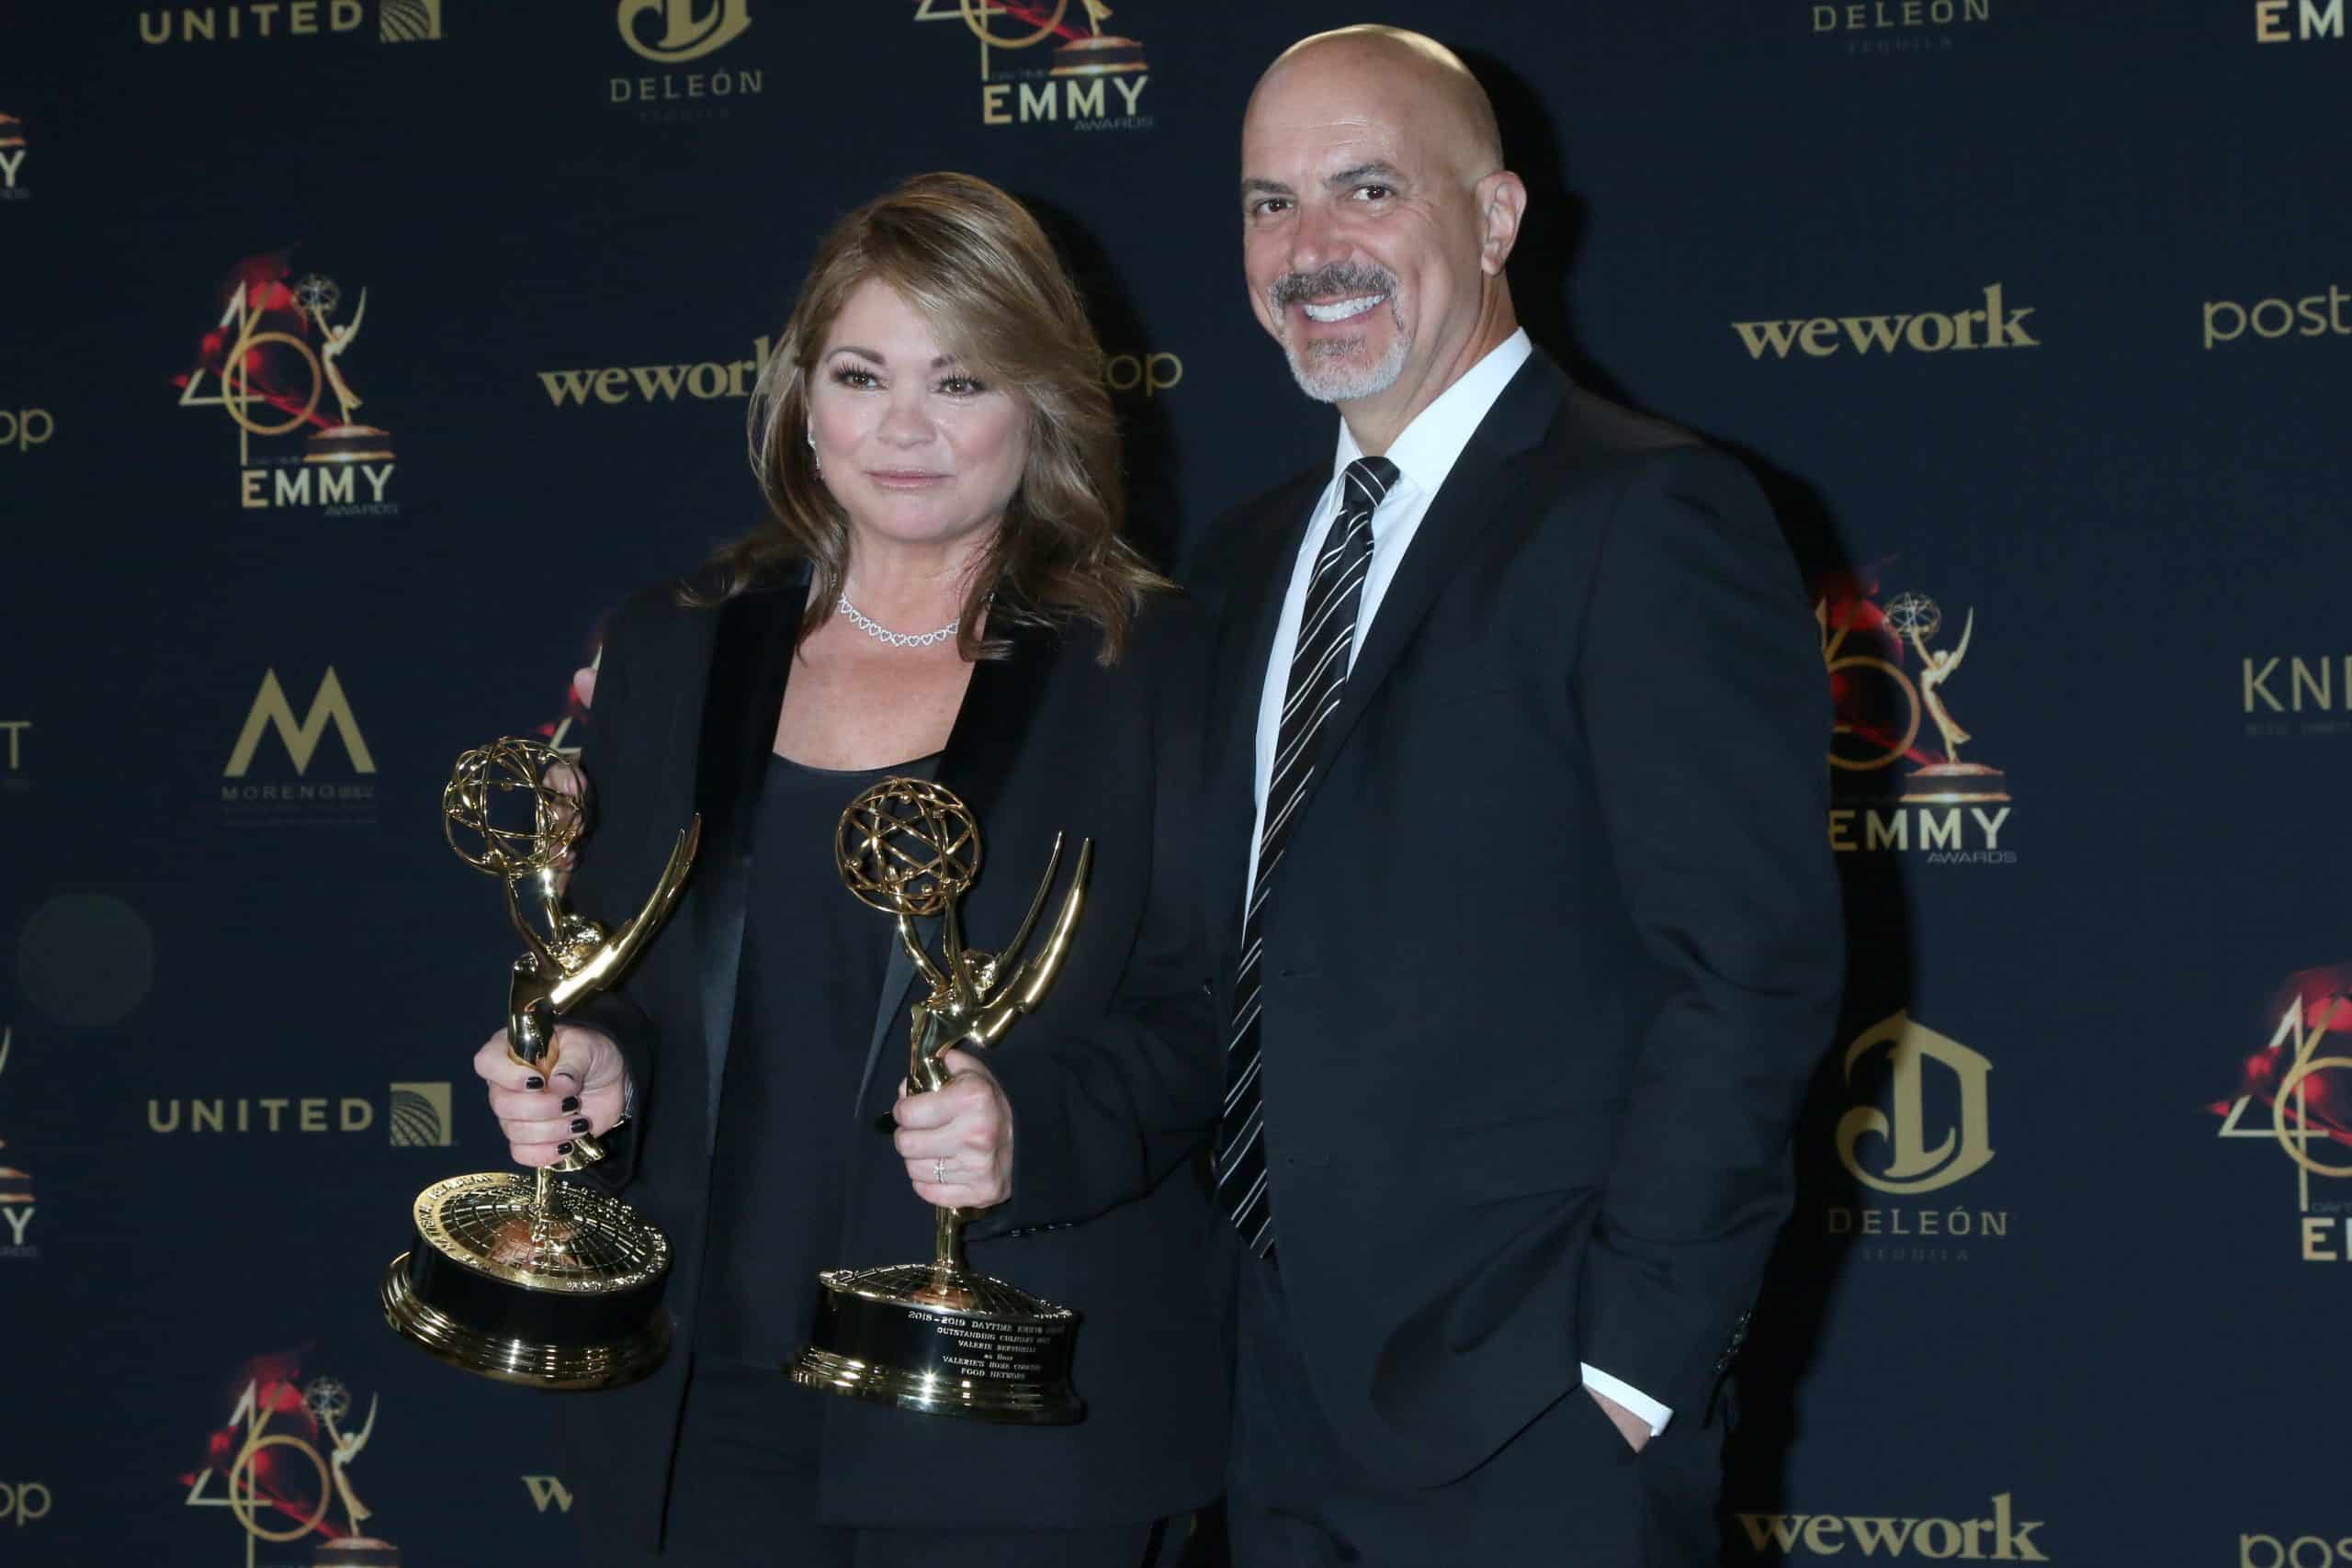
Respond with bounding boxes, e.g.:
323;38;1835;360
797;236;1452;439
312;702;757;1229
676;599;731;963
1819;588;2009;804
293;275;393;468
175;254;399;510
0;112;28;200
2212;967;2352;1259
381;738;699;1388
183;1364;400;1567
0;1027;34;1258
790;777;1094;1423
915;0;1152;125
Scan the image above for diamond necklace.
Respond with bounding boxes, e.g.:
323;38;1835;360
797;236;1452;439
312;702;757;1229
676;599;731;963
836;593;960;649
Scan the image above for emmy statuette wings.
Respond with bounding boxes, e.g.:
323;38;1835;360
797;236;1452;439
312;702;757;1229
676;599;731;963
381;737;701;1390
789;776;1096;1424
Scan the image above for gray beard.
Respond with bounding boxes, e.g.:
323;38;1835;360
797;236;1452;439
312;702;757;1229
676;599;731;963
1284;325;1409;403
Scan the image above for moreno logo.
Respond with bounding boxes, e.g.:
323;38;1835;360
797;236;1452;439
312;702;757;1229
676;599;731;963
537;336;773;407
1735;1494;2046;1561
1733;285;2038;360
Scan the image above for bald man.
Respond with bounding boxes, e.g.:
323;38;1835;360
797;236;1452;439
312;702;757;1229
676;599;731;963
1192;28;1843;1564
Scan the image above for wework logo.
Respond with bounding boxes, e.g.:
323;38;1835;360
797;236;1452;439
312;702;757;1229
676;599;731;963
522;1474;575;1513
225;668;375;777
537;336;772;406
1733;285;2038;360
1736;1494;2045;1560
2256;0;2345;41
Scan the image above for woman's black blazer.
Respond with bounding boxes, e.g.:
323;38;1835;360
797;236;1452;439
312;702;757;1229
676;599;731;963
557;570;1226;1547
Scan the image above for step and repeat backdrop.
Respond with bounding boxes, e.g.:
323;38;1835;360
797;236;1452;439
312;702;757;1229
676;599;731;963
2;2;2346;1563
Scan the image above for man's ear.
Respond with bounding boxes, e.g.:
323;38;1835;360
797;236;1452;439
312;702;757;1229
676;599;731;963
1476;170;1528;276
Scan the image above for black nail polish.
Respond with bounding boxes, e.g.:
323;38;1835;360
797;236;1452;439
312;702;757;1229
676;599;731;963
560;1095;580;1112
571;1117;591;1134
557;1141;573;1155
525;1076;545;1090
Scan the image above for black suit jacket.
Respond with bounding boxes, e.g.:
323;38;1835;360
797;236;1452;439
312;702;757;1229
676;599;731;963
556;570;1227;1545
1193;351;1843;1488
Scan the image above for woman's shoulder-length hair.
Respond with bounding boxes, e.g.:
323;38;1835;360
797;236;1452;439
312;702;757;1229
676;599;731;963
696;171;1167;665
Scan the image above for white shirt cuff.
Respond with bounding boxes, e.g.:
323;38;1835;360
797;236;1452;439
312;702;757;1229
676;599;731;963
1579;1364;1672;1437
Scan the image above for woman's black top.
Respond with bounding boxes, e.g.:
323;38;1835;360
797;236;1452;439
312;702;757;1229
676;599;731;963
695;751;935;1389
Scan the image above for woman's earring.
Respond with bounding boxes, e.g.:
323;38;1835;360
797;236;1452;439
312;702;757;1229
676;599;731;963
807;427;821;477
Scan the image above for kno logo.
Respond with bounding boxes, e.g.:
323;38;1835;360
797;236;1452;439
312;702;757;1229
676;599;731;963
2256;0;2346;40
1735;1494;2045;1561
138;2;444;44
1734;285;2037;360
146;1082;451;1143
538;336;773;406
521;1475;576;1513
2241;656;2352;739
1835;1010;1995;1195
225;669;375;777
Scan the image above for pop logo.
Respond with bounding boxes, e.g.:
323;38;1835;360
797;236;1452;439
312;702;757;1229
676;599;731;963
0;410;53;451
0;1483;51;1527
1105;352;1181;398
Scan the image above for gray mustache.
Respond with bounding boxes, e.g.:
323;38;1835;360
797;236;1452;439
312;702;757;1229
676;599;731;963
1270;264;1398;310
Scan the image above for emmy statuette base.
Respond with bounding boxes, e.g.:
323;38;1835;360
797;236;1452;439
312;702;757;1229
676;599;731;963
381;1169;673;1391
381;1254;670;1390
1900;761;2011;805
789;1263;1082;1425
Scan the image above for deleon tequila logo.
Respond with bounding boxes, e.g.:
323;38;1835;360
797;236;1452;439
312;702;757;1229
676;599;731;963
1818;571;2014;863
2211;964;2352;1262
611;0;763;114
1826;1010;2007;1258
0;1029;36;1259
915;0;1154;130
181;1354;396;1568
174;253;399;513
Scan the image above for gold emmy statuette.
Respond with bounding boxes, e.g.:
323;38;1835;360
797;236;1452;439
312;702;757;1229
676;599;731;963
381;737;700;1389
1896;602;2010;805
789;778;1092;1424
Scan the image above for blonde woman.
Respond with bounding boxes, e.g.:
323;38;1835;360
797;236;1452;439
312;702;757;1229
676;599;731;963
472;175;1220;1567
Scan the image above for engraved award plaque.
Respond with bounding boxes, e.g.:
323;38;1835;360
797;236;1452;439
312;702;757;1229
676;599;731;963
381;737;700;1390
789;777;1093;1424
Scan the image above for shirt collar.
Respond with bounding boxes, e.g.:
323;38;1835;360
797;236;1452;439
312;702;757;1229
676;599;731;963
1330;328;1534;513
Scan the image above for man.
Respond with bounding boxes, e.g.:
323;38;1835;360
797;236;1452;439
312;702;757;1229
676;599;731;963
1194;27;1844;1565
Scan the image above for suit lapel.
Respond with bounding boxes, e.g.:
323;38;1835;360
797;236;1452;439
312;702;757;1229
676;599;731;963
1299;354;1570;827
853;617;1061;1116
690;575;804;1144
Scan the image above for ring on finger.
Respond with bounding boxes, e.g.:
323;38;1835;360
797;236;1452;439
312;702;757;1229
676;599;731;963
933;1157;949;1184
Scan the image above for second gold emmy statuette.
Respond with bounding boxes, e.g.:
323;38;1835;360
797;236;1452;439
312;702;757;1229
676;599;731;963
790;777;1093;1423
381;737;700;1390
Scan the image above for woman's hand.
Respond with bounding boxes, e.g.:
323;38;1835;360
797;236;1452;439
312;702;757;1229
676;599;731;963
473;1023;628;1168
892;1048;1013;1209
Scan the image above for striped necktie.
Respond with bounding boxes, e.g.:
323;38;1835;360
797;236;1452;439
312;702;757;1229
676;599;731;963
1216;455;1398;1258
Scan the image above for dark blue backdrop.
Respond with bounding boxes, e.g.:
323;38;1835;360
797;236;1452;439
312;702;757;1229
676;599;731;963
3;3;2347;1563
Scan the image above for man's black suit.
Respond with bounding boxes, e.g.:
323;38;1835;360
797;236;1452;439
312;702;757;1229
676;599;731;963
1194;352;1844;1559
551;573;1226;1555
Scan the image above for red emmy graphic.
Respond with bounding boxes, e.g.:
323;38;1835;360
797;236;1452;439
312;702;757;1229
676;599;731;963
1816;567;2009;804
181;1351;401;1567
2211;964;2352;1253
174;252;396;473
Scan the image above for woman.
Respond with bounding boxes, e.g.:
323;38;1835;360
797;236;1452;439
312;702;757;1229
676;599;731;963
469;174;1223;1566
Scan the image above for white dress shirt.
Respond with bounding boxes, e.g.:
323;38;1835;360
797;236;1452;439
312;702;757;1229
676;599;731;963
1244;327;1673;1438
